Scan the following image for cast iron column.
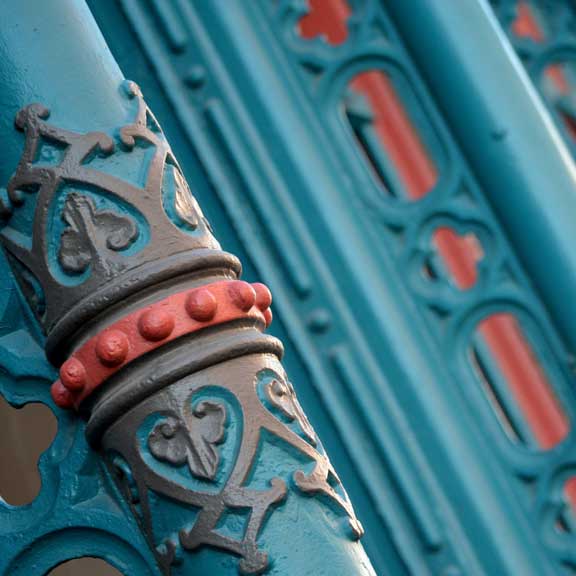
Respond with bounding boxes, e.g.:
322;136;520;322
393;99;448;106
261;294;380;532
0;1;374;575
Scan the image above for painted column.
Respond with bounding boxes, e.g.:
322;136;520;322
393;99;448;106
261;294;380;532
0;2;373;575
385;0;576;354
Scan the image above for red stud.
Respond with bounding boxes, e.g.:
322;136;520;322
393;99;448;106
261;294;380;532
96;330;130;366
186;288;217;321
228;281;256;312
263;308;273;327
138;308;175;341
253;283;272;311
51;380;74;409
60;358;87;391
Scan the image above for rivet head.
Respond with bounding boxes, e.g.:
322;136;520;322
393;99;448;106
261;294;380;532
186;288;218;321
308;309;331;334
228;281;256;312
51;380;74;409
96;330;130;366
184;65;206;89
253;283;272;311
138;309;175;341
263;308;273;328
60;358;87;391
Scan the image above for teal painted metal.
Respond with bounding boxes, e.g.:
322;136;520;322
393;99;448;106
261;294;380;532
86;0;576;574
490;0;576;158
1;0;576;575
385;0;576;358
0;250;156;576
0;1;373;575
0;2;159;574
488;0;576;349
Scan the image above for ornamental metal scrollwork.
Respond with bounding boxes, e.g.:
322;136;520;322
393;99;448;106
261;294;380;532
0;81;220;335
1;77;367;576
58;192;139;274
103;359;364;575
171;168;203;230
148;401;227;481
265;378;317;444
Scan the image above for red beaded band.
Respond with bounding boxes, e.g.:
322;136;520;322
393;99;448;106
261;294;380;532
51;280;273;409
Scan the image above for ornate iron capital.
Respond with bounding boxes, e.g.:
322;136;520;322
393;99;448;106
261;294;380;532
0;81;370;575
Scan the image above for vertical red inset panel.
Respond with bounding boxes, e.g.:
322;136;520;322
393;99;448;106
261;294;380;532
565;478;576;516
433;229;482;290
478;315;569;450
350;72;437;199
299;0;571;489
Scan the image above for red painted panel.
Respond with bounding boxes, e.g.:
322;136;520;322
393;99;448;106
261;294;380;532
299;0;570;476
298;0;350;45
479;314;569;450
512;1;544;42
351;72;437;199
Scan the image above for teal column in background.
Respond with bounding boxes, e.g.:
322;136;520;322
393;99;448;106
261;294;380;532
386;0;576;355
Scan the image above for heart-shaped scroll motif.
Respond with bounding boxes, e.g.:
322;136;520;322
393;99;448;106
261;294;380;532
173;168;201;229
148;401;226;481
58;192;139;274
265;379;317;445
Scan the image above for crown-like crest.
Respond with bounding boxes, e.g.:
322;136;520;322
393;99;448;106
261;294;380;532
0;81;234;354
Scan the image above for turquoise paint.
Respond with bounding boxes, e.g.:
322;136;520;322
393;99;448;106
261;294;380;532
0;1;375;574
0;254;159;576
161;162;207;236
1;0;575;574
45;187;150;285
0;1;128;183
87;0;576;574
137;390;243;494
386;0;576;356
0;8;159;548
